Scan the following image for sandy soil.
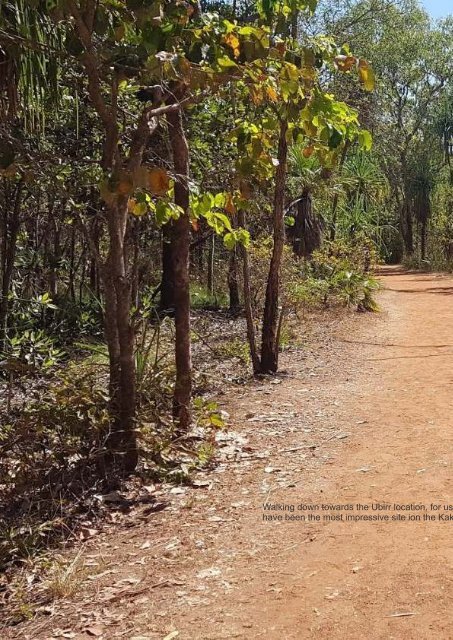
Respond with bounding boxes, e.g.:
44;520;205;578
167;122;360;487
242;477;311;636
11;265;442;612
8;267;453;640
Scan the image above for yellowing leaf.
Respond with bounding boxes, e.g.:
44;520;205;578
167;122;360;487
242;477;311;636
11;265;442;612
250;87;263;105
358;61;375;91
223;33;240;57
303;145;314;158
266;86;278;102
225;193;236;215
129;199;148;217
148;168;170;195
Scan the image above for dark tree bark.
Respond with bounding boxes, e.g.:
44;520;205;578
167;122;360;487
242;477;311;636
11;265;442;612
159;223;175;313
0;179;23;352
400;199;414;256
102;196;138;473
228;247;240;313
291;188;323;258
167;103;192;432
238;209;260;374
260;120;288;373
207;233;215;295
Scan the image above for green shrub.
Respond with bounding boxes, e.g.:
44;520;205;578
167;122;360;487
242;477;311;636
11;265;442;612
286;239;380;312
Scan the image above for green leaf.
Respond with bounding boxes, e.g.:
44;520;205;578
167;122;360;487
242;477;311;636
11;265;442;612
223;232;236;250
217;56;237;69
358;129;373;151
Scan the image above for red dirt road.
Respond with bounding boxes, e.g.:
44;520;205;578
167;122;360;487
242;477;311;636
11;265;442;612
11;268;453;639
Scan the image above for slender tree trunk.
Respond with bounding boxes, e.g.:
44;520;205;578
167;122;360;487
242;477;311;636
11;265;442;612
68;225;76;300
400;198;414;256
167;104;192;431
103;197;138;473
228;247;240;313
159;223;175;313
207;233;215;295
0;180;23;352
400;152;414;258
260;120;288;373
228;213;240;313
238;209;260;374
68;0;174;472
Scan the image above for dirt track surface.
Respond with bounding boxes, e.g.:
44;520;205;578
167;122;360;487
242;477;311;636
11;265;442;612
10;268;453;639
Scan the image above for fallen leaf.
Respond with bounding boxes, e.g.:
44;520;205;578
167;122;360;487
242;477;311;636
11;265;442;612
85;626;104;637
80;527;99;540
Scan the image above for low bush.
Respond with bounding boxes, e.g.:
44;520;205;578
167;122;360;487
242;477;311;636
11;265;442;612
286;239;380;314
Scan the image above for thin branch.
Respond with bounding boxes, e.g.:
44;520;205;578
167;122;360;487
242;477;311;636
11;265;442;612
127;103;182;172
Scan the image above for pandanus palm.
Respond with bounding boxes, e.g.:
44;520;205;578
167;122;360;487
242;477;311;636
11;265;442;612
286;145;325;258
338;152;392;254
0;2;65;352
407;155;435;261
0;0;64;129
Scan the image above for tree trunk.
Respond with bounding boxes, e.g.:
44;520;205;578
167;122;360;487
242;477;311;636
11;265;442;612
228;246;240;313
400;199;414;256
292;188;322;258
159;223;175;313
68;225;76;300
207;233;215;295
260;120;288;373
103;197;138;473
238;209;260;374
0;180;23;352
167;104;192;432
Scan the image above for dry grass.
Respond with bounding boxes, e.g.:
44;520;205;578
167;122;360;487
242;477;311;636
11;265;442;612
43;549;87;600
